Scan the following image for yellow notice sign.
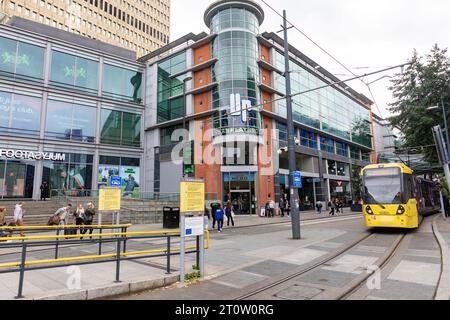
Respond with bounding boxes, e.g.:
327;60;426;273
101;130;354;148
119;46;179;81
180;181;205;213
98;188;121;211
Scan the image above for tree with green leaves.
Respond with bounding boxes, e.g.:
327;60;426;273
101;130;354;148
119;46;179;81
388;44;450;164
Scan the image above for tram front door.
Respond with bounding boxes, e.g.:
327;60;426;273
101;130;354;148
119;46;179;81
230;191;251;215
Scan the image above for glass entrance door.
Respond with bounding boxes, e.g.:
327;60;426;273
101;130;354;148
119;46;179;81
0;160;32;199
230;190;251;215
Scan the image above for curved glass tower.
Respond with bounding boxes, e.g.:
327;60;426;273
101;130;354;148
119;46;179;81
204;0;265;141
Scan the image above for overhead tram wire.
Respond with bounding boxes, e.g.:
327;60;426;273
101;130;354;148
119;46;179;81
258;0;393;124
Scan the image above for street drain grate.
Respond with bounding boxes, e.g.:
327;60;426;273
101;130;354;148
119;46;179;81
275;285;324;300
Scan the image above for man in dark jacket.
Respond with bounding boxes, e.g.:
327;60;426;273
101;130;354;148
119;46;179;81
444;195;450;218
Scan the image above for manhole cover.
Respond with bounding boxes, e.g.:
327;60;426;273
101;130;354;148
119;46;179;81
275;285;323;300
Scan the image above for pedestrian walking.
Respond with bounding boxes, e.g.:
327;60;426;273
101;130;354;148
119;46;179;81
81;202;96;239
225;202;235;227
334;199;341;215
40;181;50;201
211;202;219;229
74;203;85;236
280;197;286;217
215;203;224;232
328;199;335;216
316;201;323;214
13;202;25;237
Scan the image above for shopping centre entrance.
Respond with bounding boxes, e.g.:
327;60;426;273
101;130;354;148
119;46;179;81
223;172;256;215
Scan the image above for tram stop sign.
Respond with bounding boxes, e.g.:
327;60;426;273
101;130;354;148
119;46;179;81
109;176;122;187
292;171;302;189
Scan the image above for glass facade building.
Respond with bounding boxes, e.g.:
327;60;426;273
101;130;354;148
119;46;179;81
0;21;144;200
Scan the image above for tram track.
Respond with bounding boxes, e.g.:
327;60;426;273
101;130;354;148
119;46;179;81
235;216;427;300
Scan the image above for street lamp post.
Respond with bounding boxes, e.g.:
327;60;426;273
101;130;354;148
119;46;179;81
182;76;193;179
429;97;450;193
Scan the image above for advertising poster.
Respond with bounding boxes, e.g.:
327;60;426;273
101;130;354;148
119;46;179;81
120;166;140;198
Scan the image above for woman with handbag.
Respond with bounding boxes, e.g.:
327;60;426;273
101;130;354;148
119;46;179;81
225;202;235;227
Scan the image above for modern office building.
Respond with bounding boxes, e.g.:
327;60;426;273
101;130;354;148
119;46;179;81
142;0;376;214
0;0;170;57
373;113;397;161
0;18;145;200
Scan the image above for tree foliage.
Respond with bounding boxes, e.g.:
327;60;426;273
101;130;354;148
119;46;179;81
388;45;450;164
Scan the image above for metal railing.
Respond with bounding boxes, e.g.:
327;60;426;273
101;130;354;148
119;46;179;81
0;225;210;299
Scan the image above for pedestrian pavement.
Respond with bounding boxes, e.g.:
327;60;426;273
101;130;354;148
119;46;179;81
0;209;360;300
433;214;450;300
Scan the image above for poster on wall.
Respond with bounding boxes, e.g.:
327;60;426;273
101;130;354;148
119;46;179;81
120;166;140;198
98;165;120;189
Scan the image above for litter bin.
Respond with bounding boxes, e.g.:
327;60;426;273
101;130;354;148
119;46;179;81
163;207;180;229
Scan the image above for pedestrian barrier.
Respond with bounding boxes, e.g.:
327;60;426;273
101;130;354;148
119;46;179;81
0;225;210;299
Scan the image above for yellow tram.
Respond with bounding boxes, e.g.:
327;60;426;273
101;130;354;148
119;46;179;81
361;163;440;229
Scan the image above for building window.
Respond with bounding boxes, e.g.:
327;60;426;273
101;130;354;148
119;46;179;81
100;109;141;147
320;137;334;153
102;64;142;103
335;141;348;157
50;51;98;93
0;36;45;82
157;51;187;123
45;100;96;142
43;153;93;194
0;91;41;136
300;129;317;149
160;124;183;146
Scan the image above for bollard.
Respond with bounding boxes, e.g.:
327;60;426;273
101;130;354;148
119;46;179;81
196;236;200;269
166;236;171;274
98;228;103;255
55;229;60;260
115;238;121;283
15;243;27;299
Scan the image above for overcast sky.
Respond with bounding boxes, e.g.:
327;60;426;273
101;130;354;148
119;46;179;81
170;0;450;118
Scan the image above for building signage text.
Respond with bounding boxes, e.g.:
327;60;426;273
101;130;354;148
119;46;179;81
0;149;66;161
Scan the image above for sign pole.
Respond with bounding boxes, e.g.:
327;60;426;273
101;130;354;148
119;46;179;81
179;214;186;284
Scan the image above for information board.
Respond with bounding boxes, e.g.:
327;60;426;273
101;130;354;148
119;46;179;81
184;216;204;237
98;188;121;211
109;176;122;187
180;181;205;213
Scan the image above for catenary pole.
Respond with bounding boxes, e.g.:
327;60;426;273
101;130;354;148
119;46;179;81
282;10;301;240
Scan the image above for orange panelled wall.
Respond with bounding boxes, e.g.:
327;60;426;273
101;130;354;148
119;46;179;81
258;116;275;208
262;91;273;112
193;43;212;65
260;45;270;62
194;91;212;113
194;117;222;201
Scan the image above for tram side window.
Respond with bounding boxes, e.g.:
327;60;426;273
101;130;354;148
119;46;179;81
403;174;414;203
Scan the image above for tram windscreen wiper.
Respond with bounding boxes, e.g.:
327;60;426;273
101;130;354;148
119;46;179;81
365;191;386;210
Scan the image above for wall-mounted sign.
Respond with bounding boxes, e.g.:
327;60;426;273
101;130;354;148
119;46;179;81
109;176;122;187
214;127;260;136
0;149;66;161
292;171;302;189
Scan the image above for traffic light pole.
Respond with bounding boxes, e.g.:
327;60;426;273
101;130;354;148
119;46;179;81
282;10;301;240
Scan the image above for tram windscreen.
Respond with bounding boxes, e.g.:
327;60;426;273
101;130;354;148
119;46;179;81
363;168;402;205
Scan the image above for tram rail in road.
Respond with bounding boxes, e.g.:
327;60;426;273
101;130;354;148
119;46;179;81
234;216;429;300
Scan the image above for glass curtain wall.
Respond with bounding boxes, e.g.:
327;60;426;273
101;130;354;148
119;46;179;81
0;36;45;82
211;7;261;135
42;153;93;196
45;100;96;142
0;90;41;136
100;109;141;147
274;50;372;149
0;159;35;199
157;51;187;123
50;51;98;93
103;64;142;104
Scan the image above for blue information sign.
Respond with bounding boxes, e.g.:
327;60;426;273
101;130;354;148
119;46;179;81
109;176;122;187
292;171;302;189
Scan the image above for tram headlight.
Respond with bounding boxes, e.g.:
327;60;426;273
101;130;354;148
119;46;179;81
397;205;405;215
365;206;374;215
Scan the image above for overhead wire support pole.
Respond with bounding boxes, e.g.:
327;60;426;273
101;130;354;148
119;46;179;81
282;10;301;240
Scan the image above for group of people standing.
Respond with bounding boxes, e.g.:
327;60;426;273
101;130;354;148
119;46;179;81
206;202;235;232
52;203;96;237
